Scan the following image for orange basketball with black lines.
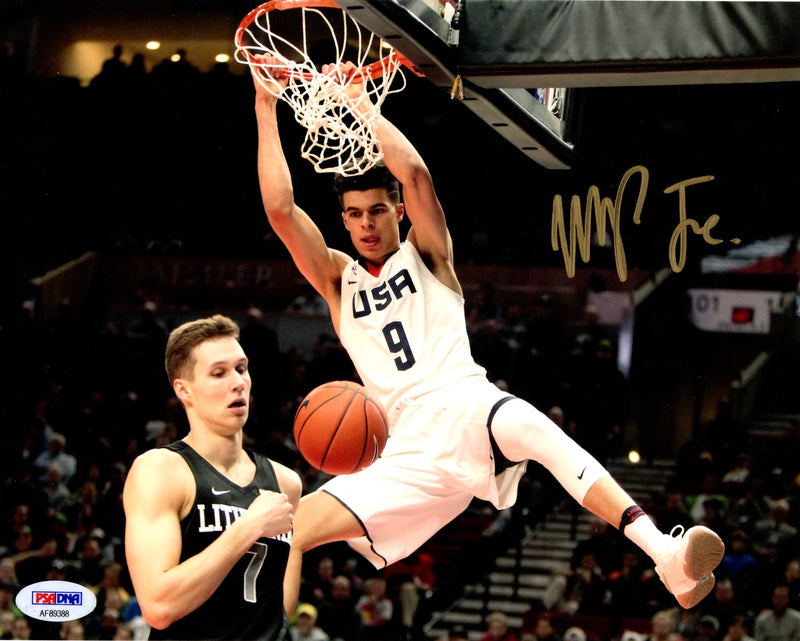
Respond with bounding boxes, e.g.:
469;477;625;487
293;380;389;475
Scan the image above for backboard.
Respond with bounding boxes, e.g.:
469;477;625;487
332;0;581;170
332;0;800;170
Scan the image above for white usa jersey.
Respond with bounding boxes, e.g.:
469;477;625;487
339;241;487;427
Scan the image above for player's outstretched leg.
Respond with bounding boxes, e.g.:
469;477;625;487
652;525;725;609
487;397;725;609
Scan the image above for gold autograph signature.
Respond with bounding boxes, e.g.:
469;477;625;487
551;165;741;282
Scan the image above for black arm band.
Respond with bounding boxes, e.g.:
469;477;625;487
619;505;645;531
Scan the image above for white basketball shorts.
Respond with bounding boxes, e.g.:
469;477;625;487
319;378;528;568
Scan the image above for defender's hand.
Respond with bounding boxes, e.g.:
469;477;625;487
244;490;293;538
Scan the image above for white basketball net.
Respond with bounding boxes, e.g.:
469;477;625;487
235;3;408;176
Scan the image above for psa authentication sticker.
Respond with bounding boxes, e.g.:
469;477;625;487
15;580;96;622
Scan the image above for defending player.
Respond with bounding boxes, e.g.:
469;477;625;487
123;314;302;640
251;59;724;615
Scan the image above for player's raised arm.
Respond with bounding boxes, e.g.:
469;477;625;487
376;113;454;273
251;56;349;305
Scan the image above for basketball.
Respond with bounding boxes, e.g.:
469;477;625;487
294;380;389;475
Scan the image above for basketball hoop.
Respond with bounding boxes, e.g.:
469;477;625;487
235;0;418;175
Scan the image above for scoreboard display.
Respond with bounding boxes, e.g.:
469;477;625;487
686;288;783;334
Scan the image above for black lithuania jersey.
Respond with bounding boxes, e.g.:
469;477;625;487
148;441;290;641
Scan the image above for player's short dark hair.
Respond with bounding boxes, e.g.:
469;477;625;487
333;162;400;208
165;314;240;384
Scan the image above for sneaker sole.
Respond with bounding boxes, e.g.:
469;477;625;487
676;573;716;609
684;526;725;580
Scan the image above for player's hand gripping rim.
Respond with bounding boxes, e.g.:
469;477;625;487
250;53;290;97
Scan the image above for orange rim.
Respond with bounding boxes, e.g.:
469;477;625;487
235;0;422;79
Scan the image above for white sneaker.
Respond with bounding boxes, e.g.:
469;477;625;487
654;525;725;609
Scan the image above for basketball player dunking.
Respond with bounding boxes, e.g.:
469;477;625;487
252;58;724;617
123;315;301;640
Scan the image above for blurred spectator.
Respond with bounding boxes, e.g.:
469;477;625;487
750;500;799;577
70;480;99;539
697;498;732;548
291;603;330;641
654;491;695;533
720;531;759;598
722;454;754;498
0;559;18;590
644;610;686;641
306;555;336;607
356;578;394;641
151;48;201;85
560;552;610;617
1;506;32;555
570;517;625;576
721;615;754;641
0;581;21;622
7;527;57;586
0;610;15;638
315;575;362;641
687;473;730;525
528;615;559;641
607;548;661;620
87;607;121;640
695;615;720;641
41;465;74;516
287;287;328;316
341;557;365;599
563;627;586;641
385;552;436;636
92;561;131;612
754;585;800;641
499;303;529;354
10;616;32;640
784;559;800;612
33;433;77;486
548;406;565;430
127;53;147;86
60;619;84;639
112;622;134;640
697;579;740;638
731;477;772;535
72;536;106;587
91;44;127;90
479;611;519;641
